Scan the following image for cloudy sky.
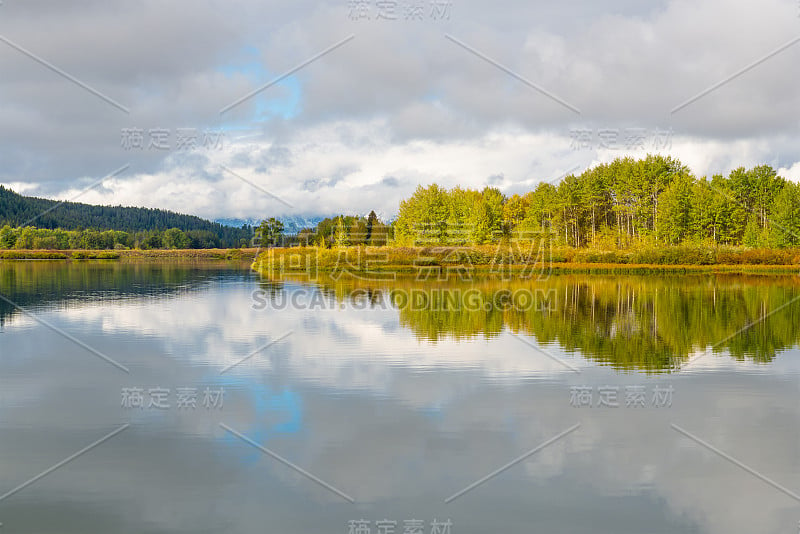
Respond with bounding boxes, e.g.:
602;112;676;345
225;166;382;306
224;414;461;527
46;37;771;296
0;0;798;221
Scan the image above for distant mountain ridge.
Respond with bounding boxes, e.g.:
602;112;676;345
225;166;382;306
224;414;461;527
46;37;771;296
0;186;251;247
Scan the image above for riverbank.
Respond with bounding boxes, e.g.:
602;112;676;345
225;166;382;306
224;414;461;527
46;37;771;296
253;245;800;275
5;245;799;273
0;248;258;261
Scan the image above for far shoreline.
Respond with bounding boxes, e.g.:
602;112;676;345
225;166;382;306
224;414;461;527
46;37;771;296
252;245;800;275
2;246;799;274
0;248;259;262
257;262;800;275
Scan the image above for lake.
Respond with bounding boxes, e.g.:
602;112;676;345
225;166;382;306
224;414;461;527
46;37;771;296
0;261;798;533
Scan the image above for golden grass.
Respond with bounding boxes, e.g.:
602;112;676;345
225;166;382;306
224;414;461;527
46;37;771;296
253;245;800;275
0;248;259;262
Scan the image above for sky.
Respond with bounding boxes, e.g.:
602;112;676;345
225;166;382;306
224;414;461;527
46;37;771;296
0;0;798;221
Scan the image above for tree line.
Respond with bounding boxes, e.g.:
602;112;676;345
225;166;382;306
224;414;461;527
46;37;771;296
392;155;800;248
0;186;252;247
0;226;234;250
258;212;392;248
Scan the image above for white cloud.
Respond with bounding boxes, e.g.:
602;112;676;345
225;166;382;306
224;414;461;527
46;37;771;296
50;121;799;220
0;0;797;218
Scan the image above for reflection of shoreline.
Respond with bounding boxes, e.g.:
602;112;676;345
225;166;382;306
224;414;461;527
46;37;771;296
253;286;557;313
0;261;251;327
258;273;800;372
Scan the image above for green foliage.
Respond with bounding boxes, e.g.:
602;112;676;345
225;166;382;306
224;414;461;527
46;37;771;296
394;184;506;245
299;214;389;248
502;193;530;233
656;172;693;244
270;272;800;369
0;225;17;248
256;217;285;247
0;225;228;251
469;187;506;244
163;228;191;249
390;156;795;250
334;216;349;247
768;182;800;247
140;233;163;250
395;184;451;244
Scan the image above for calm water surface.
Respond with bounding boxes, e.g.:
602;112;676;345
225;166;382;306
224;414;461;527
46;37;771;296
0;261;798;533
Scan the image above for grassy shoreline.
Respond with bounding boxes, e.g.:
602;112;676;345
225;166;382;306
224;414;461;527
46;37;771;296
253;245;800;275
0;248;259;262
3;245;799;274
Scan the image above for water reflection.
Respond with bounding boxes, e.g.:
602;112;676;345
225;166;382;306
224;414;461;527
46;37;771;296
0;262;797;534
259;273;800;372
0;260;251;326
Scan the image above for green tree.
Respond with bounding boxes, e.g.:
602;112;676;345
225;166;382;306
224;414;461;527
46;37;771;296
502;193;530;236
689;178;716;242
656;172;694;244
365;210;378;243
742;216;763;247
14;227;36;249
257;218;285;248
468;187;505;244
334;216;349;247
0;225;17;248
394;184;449;244
349;217;368;245
140;233;163;249
163;228;191;249
768;182;800;247
522;182;558;233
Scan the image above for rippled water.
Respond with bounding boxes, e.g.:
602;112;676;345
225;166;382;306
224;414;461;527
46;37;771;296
0;261;798;533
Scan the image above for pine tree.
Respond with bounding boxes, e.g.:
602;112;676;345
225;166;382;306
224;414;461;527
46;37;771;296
366;210;378;244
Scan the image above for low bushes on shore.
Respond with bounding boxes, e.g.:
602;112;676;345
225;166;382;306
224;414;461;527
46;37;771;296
0;250;69;259
0;248;257;261
557;246;800;265
71;251;121;260
255;244;800;274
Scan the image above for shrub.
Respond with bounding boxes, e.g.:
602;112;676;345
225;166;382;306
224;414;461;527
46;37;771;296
0;250;68;259
71;251;121;260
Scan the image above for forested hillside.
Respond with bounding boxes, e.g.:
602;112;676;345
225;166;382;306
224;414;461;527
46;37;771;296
0;186;252;248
